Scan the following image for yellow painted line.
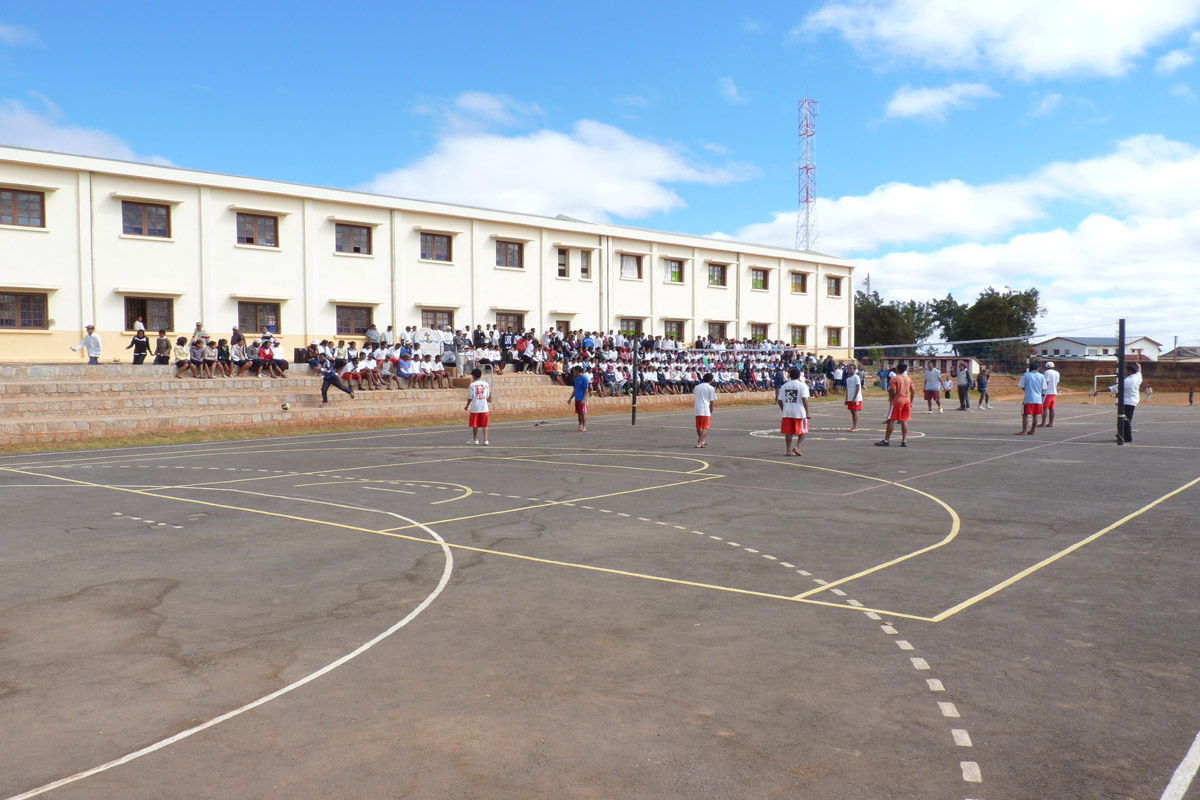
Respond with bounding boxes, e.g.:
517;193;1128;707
293;480;358;487
428;481;474;505
929;474;1200;621
142;454;479;490
498;454;713;476
0;464;929;619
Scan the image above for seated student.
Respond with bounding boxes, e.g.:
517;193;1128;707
232;340;253;375
203;339;220;378
334;340;348;360
340;355;362;390
174;336;196;378
258;340;284;378
190;338;208;377
358;352;379;390
414;354;433;388
215;339;233;377
544;354;562;385
346;341;359;362
395;353;416;388
377;354;401;389
307;343;322;372
601;363;618;396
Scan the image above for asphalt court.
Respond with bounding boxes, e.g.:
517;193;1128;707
1;399;1198;799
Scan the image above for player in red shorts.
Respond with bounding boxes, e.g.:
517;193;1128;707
1016;361;1046;436
844;362;863;431
876;362;915;447
693;372;717;448
776;367;810;456
464;367;491;445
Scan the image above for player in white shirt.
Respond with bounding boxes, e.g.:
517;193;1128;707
1108;363;1143;443
416;355;433;388
430;357;450;389
777;367;811;456
844;363;864;431
923;364;944;413
1040;361;1061;428
693;373;717;448
464;368;492;445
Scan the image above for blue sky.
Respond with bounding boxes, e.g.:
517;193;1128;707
3;1;1199;346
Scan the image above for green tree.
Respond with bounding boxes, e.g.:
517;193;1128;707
854;290;912;346
930;293;969;341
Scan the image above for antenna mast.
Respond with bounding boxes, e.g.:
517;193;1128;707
796;98;818;251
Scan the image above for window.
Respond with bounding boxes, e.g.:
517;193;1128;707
422;309;455;329
790;325;807;346
123;297;174;332
420;232;452;262
619;318;643;336
580;250;591;279
122;201;170;238
557;248;569;278
826;327;842;347
238;302;280;333
335;305;373;335
495;240;523;268
1053;349;1061;355
335;224;371;255
750;324;768;340
664;259;684;283
790;272;809;293
826;276;842;297
0;189;45;228
0;292;48;329
236;213;278;247
495;312;523;331
751;269;769;290
708;322;727;340
664;320;684;340
707;263;727;287
620;254;643;279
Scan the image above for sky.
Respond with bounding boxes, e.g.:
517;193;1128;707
2;0;1199;348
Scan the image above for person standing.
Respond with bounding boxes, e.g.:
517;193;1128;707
877;362;914;447
567;365;589;432
70;325;102;365
464;368;491;445
693;372;717;448
844;363;863;431
318;354;354;405
1108;363;1142;443
1040;361;1061;427
977;366;991;409
125;329;151;364
1016;361;1046;436
777;367;810;456
923;362;943;413
955;362;973;410
153;329;172;365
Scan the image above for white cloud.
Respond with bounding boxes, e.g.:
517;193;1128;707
360;120;757;222
415;92;543;132
802;0;1200;78
1025;92;1062;119
1156;48;1195;73
1171;83;1197;101
717;77;750;104
0;98;172;165
884;82;998;120
0;22;37;46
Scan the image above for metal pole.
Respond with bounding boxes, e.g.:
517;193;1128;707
631;335;639;426
1116;318;1126;446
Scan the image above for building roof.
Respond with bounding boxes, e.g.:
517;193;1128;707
1161;346;1200;359
1031;335;1162;347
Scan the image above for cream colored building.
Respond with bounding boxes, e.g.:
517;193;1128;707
0;145;855;362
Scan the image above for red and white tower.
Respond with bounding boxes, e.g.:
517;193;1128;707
796;98;818;251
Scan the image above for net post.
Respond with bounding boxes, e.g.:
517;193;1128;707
631;336;639;426
1116;318;1126;445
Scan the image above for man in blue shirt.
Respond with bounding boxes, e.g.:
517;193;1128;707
1015;361;1046;436
566;365;590;432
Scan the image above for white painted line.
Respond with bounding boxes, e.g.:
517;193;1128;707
780;562;794;568
637;517;651;522
830;588;846;596
709;535;723;540
2;505;454;800
617;513;630;517
655;521;669;526
111;512;122;516
744;548;759;553
144;520;156;525
674;525;687;530
926;679;945;692
865;612;881;621
881;625;898;634
846;599;863;607
488;492;502;497
171;526;183;529
960;761;982;782
762;555;777;561
727;542;740;547
1161;730;1200;800
599;509;612;514
363;487;416;496
896;640;914;650
812;578;827;585
911;658;930;670
952;729;973;747
797;570;811;576
938;701;960;718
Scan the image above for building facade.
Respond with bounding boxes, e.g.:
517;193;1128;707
1031;336;1162;361
0;146;855;362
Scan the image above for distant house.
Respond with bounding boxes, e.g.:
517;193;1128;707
1159;346;1200;362
1030;336;1162;361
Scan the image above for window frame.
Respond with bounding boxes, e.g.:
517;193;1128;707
619;254;643;280
0;188;46;228
237;301;281;333
664;320;684;340
826;276;843;297
750;323;769;341
707;263;728;287
236;212;279;248
790;325;807;346
123;296;174;332
495;240;524;269
335;223;372;255
0;291;49;329
495;312;524;331
790;272;809;294
422;309;456;329
420;232;453;262
707;322;727;340
826;327;842;347
557;248;569;278
121;200;171;238
663;258;684;284
580;249;591;279
751;268;769;291
336;304;373;336
618;318;644;336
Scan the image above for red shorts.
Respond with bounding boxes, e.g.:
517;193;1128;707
1043;395;1056;410
468;412;489;428
780;417;809;435
574;400;587;414
1024;403;1044;416
924;390;940;401
695;415;711;430
887;403;912;422
846;401;862;411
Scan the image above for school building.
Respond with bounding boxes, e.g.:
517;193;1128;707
0;145;856;362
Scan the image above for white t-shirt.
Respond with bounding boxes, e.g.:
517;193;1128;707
466;380;491;413
924;368;942;391
1042;369;1060;395
845;373;863;402
1110;372;1142;406
694;382;717;416
778;379;810;419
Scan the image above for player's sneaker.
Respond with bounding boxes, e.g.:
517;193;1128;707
938;407;943;413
